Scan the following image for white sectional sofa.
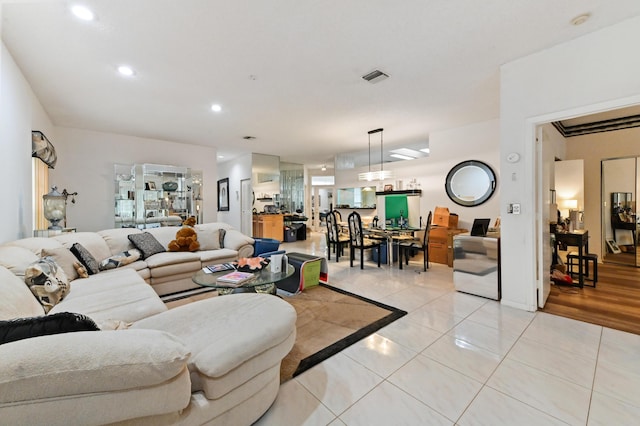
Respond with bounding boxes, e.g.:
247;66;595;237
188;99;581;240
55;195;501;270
0;223;297;425
2;222;255;297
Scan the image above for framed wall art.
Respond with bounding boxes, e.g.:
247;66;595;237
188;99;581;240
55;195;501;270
217;178;229;211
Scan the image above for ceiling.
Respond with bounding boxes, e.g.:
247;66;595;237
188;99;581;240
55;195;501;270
3;1;640;168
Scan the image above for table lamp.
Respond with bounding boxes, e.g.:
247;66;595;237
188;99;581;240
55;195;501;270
43;186;65;230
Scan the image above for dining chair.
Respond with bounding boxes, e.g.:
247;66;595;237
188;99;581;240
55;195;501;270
347;211;381;269
398;210;432;271
325;210;349;262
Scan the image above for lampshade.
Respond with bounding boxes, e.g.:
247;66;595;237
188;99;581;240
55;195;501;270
562;199;578;210
43;186;65;230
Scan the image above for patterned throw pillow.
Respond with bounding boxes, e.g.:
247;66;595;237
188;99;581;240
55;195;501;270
128;232;166;259
24;257;70;313
70;243;100;275
0;312;99;345
99;249;142;271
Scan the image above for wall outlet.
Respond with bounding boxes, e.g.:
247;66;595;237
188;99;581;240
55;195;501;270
512;203;521;214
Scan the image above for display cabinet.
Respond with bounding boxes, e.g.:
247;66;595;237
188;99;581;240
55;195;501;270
114;163;202;228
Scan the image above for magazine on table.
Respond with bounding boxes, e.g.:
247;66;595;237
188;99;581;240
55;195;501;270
216;271;256;286
204;263;236;274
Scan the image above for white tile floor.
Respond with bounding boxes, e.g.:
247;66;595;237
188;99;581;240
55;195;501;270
254;232;640;425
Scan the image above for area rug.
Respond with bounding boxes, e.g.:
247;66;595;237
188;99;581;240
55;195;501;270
279;284;406;382
161;284;407;383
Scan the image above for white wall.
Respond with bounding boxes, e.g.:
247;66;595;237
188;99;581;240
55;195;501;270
501;15;640;310
217;153;252;230
50;127;219;232
555;159;584;218
0;41;54;243
335;119;501;230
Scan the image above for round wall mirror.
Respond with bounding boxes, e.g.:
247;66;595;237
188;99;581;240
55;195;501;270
445;160;496;207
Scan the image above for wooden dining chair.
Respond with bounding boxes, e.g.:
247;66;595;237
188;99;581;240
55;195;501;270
398;211;432;271
347;211;381;269
325;210;349;262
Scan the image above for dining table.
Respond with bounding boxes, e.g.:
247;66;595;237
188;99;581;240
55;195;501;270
365;226;421;266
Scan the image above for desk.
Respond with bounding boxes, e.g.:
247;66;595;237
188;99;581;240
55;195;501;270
553;230;588;288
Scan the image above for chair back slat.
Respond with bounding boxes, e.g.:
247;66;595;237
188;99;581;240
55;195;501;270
326;211;340;244
422;211;433;247
348;211;363;246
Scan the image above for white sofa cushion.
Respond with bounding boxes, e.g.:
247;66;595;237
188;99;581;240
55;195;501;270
0;329;190;403
54;232;113;263
146;226;182;248
98;227;142;255
49;268;167;323
0;245;39;276
132;294;296;399
0;266;44;320
5;237;64;257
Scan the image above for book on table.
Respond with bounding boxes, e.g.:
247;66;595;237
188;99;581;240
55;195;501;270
205;263;236;273
216;271;255;286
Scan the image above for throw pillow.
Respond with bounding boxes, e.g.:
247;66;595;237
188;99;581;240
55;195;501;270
198;229;220;251
99;249;141;271
41;247;81;280
219;228;226;248
0;312;99;345
128;232;166;259
70;243;100;275
24;258;70;313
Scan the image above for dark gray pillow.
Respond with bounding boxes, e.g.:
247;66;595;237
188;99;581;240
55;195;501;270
70;243;100;275
128;232;166;259
219;228;226;248
0;312;99;345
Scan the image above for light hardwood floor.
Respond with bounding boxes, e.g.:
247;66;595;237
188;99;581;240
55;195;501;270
542;261;640;335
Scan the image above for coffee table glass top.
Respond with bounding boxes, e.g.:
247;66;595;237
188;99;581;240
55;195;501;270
192;264;295;291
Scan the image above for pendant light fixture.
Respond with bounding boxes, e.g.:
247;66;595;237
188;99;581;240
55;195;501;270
358;128;393;181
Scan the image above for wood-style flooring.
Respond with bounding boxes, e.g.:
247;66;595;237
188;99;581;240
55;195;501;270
542;262;640;335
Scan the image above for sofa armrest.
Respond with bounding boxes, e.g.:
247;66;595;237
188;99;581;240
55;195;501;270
224;229;255;251
0;329;190;404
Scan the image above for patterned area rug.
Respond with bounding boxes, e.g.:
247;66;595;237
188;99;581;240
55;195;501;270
161;284;406;383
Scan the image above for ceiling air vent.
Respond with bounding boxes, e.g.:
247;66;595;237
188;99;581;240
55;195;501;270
362;70;389;84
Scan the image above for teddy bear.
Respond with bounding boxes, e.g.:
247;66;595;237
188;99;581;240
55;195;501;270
168;216;200;252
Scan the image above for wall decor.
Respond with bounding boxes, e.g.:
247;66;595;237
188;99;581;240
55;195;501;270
445;160;496;207
218;178;229;211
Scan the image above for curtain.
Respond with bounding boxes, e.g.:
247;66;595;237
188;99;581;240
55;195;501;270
32;131;57;169
33;158;49;230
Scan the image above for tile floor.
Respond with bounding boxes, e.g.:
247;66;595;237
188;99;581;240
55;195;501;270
254;232;640;425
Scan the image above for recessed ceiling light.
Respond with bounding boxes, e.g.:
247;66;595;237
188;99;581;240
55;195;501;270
217;155;224;159
211;104;222;112
117;65;135;77
571;13;590;26
71;5;95;21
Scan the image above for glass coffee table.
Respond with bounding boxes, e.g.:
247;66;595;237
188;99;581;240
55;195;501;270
192;264;295;295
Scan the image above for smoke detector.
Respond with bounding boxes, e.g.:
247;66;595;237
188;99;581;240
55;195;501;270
362;69;389;84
